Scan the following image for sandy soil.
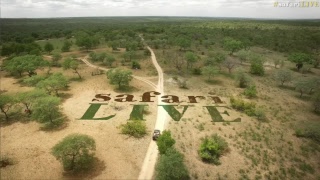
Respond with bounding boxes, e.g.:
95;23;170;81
0;59;158;179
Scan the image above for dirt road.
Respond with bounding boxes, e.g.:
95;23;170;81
80;57;157;90
79;42;167;179
138;45;168;179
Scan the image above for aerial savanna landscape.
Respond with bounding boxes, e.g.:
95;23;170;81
0;1;320;180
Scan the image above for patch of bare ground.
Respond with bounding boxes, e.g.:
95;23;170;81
0;64;158;179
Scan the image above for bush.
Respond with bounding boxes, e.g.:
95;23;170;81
51;134;96;172
250;60;265;76
177;79;188;89
155;148;190;180
236;70;252;88
198;134;229;165
230;97;256;116
255;108;267;122
120;120;147;138
156;130;176;154
132;61;141;69
243;85;257;98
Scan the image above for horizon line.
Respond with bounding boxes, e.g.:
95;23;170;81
1;15;320;21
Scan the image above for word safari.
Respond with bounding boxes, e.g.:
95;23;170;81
79;91;241;122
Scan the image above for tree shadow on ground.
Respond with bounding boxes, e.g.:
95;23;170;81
205;79;223;85
63;158;106;180
114;86;138;93
277;85;296;91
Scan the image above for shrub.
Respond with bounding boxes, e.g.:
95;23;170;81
244;85;257;98
155;148;190;180
51;134;96;172
236;70;252;88
230;97;256;116
250;60;265;76
132;61;141;69
156;130;176;154
255;108;267;122
198;134;229;165
120;120;147;138
177;79;188;89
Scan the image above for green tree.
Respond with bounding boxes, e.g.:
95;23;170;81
108;41;119;51
52;53;62;67
155;148;190;180
51;134;96;172
0;94;15;121
104;54;116;67
32;96;62;126
120;121;147;138
106;68;133;89
223;38;243;55
156;130;176;154
4;55;48;77
274;69;293;86
236;50;251;64
123;51;136;62
37;73;68;96
288;53;312;71
23;75;47;86
44;42;54;54
61;41;72;52
202;66;219;80
62;57;82;79
185;52;197;69
198;134;229;165
75;32;99;51
214;52;227;71
250;55;265;76
176;38;191;51
294;78;314;97
18;90;47;114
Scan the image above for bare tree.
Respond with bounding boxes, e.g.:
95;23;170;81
223;58;239;73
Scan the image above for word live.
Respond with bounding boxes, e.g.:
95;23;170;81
79;91;241;122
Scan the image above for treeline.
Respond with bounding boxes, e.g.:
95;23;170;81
1;18;320;55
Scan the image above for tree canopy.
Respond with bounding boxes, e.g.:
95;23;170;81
223;38;243;55
62;57;82;79
51;134;96;172
156;130;176;154
106;68;133;89
155;148;190;180
36;73;68;96
4;55;48;77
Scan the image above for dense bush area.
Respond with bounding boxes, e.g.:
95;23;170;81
198;134;229;165
120;120;147;138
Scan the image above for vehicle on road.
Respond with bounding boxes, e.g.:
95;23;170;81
152;130;161;140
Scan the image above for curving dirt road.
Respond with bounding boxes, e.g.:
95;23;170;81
80;57;158;90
